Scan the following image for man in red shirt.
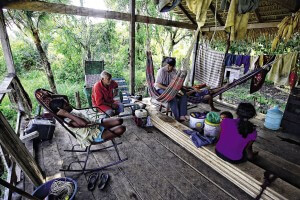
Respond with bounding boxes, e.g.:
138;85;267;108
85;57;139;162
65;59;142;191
92;71;124;116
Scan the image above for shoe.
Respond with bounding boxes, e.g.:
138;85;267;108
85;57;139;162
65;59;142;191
98;173;109;190
87;172;99;191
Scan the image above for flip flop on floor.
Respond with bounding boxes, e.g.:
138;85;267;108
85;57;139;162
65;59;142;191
98;173;109;190
88;172;99;191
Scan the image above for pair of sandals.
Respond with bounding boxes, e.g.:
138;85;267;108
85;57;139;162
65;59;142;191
87;172;109;191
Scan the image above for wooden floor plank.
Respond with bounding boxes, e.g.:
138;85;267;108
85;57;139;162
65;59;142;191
126;125;237;200
120;142;186;200
147;127;252;200
124;123;213;200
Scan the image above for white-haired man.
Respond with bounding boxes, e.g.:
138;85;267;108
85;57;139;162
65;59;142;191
92;71;124;116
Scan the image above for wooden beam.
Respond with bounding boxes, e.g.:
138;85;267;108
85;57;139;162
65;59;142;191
271;0;300;12
209;4;224;26
2;1;197;30
0;111;44;186
201;22;279;32
0;9;15;74
190;31;200;86
129;0;135;95
0;75;14;104
178;3;197;25
0;178;41;200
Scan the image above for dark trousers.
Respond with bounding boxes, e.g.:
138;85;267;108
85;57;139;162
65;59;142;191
157;89;188;120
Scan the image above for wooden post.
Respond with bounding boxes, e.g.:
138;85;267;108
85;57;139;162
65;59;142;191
0;178;41;200
75;91;81;108
129;0;135;95
190;31;200;86
219;33;231;100
0;9;15;74
0;112;44;186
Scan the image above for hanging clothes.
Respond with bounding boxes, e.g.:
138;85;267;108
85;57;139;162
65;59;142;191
250;55;274;94
158;0;182;12
249;55;259;71
235;55;249;73
224;0;250;41
221;0;230;11
225;53;237;67
225;54;250;73
186;0;212;27
194;45;225;88
238;0;259;14
267;52;298;86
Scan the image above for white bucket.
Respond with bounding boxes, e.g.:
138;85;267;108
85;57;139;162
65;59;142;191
204;119;220;137
189;115;205;130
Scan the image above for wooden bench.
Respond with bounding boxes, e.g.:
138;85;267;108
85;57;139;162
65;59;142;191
144;98;300;200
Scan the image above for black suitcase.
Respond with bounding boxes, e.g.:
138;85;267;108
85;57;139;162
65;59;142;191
24;117;56;141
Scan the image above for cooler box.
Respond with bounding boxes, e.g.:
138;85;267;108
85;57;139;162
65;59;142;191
25;118;56;141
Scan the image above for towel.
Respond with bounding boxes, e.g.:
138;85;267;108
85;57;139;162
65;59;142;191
224;0;249;41
249;55;259;71
183;130;215;148
194;45;225;88
267;52;298;86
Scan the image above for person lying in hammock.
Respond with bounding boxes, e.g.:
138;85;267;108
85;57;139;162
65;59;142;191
183;83;231;112
49;97;126;147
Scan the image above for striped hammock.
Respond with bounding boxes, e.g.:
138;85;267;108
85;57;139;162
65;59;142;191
146;51;187;103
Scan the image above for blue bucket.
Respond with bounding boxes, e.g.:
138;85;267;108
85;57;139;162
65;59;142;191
32;177;77;200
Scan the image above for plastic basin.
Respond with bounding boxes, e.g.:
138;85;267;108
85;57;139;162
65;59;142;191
32;177;77;200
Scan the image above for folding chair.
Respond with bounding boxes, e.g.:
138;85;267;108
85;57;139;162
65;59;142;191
35;88;128;173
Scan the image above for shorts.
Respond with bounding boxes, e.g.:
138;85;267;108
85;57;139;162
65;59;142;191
94;125;105;142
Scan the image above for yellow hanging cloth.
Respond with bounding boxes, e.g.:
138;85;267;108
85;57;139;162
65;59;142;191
224;0;249;40
186;0;212;28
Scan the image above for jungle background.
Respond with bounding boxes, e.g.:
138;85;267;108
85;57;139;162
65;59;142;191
0;0;299;129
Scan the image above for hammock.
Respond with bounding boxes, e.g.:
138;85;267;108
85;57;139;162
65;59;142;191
147;51;276;104
188;55;276;104
146;51;187;103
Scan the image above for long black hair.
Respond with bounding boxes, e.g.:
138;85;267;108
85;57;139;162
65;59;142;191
236;103;256;138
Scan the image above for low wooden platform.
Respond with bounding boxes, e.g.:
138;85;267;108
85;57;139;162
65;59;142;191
144;98;300;200
32;116;257;200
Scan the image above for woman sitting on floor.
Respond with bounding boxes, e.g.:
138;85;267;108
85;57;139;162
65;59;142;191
49;97;126;147
215;103;258;163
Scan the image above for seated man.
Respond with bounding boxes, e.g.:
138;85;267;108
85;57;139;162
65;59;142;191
92;71;124;116
155;57;188;122
49;97;126;147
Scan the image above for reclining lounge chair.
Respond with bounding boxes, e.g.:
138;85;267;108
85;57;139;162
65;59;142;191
35;88;128;173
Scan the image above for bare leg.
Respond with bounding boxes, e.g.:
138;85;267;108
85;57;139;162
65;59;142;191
101;118;123;129
102;125;126;140
209;83;230;95
245;141;258;161
203;95;220;112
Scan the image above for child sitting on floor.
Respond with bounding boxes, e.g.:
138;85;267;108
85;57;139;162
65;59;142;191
220;111;233;121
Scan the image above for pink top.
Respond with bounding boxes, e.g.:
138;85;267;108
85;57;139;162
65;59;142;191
216;118;257;161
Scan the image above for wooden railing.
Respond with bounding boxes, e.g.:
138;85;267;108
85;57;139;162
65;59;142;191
0;74;44;199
